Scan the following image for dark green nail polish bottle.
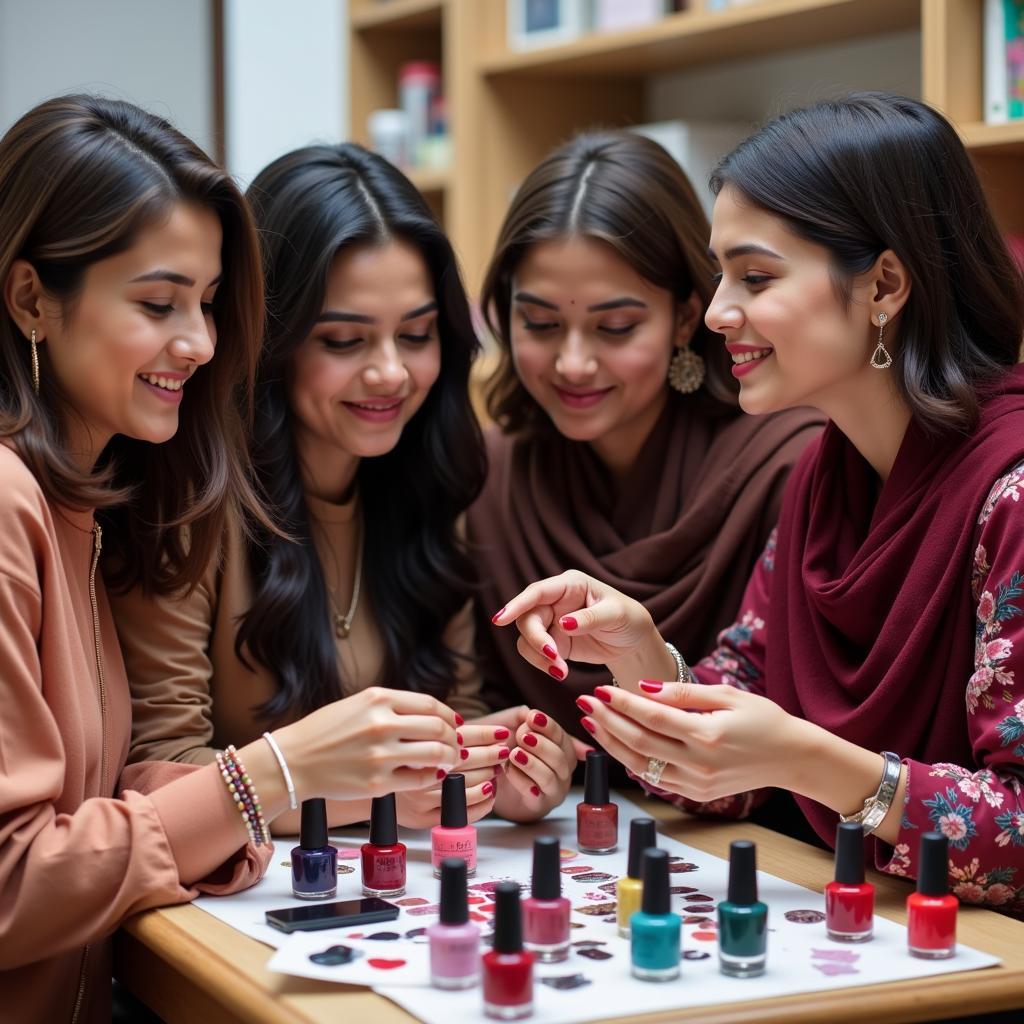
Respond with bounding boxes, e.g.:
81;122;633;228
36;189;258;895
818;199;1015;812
718;840;767;977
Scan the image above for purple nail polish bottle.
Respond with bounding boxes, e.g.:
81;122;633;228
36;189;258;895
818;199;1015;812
428;857;481;989
291;798;337;900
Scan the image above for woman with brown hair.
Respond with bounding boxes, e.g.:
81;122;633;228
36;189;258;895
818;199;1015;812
0;97;458;1022
470;130;821;742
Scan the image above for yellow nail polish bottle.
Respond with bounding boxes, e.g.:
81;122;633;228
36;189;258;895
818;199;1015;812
617;817;657;938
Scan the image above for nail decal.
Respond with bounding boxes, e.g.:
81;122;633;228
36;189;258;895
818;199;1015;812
310;945;363;966
407;904;442;916
560;865;594;874
811;948;860;963
569;871;614;882
559;848;578;860
571;940;608;949
671;886;698;895
396;897;430;907
337;864;355;874
367;958;407;970
541;973;592;990
364;931;402;941
577;947;613;960
687;905;716;914
684;916;713;925
403;927;429;943
574;901;617;916
692;931;718;942
785;909;827;924
683;950;711;961
683;893;712;902
335;847;361;860
668;859;700;873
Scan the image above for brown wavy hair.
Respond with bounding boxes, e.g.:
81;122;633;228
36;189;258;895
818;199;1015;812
0;94;269;593
481;129;738;434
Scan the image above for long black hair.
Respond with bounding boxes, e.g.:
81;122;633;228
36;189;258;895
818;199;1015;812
238;143;486;721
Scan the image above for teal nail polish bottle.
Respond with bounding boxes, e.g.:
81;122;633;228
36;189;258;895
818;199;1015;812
630;848;681;981
718;839;767;977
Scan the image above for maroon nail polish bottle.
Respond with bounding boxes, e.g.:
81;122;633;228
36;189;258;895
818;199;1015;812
482;881;534;1020
523;836;570;962
361;793;406;897
577;750;617;854
825;821;874;942
907;832;957;959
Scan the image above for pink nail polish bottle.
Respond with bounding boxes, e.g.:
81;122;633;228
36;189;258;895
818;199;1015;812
523;836;570;962
429;857;481;989
432;772;477;878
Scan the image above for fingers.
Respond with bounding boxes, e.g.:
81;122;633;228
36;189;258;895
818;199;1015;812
576;694;688;769
570;736;595;761
457;741;511;773
491;573;585;627
586;683;733;744
394;740;460;771
376;687;461;728
390;765;455;792
636;680;738;712
385;710;459;752
466;777;498;820
516;633;561;680
514;610;567;680
457;723;514;748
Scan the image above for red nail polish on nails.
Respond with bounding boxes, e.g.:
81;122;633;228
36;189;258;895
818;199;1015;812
460;748;470;760
580;717;597;735
560;616;578;631
530;785;541;798
523;733;538;748
436;769;447;779
594;686;612;704
576;696;594;714
454;713;465;727
491;608;506;624
483;781;495;797
494;727;510;741
533;712;548;728
498;747;510;760
514;750;529;766
457;731;464;745
542;644;558;661
548;665;566;680
639;680;663;694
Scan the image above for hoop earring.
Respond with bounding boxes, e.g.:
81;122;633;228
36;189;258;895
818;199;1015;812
668;346;705;393
30;329;39;396
870;312;892;370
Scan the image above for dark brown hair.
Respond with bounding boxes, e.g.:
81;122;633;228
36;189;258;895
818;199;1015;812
710;92;1024;434
481;130;738;433
0;94;268;592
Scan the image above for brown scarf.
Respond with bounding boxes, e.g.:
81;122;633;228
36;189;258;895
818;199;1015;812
468;394;823;740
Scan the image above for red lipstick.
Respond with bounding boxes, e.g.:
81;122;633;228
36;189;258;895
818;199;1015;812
361;793;406;897
825;821;874;942
907;832;957;959
482;881;534;1019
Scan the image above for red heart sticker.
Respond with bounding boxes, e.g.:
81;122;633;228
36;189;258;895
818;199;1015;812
368;958;407;970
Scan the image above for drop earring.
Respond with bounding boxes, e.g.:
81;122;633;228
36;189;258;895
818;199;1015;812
668;346;705;394
870;313;892;370
30;329;39;395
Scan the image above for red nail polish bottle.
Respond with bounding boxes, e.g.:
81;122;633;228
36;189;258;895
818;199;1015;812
482;881;534;1020
577;750;618;854
523;836;570;962
361;793;406;897
907;832;957;959
825;821;874;942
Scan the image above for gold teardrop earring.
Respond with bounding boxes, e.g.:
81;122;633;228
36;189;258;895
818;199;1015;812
870;312;892;370
668;345;705;394
30;329;40;395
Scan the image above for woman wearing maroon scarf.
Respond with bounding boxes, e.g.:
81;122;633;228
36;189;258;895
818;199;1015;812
492;93;1024;908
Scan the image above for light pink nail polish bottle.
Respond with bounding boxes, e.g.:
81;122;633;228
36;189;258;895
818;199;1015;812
431;772;477;878
429;857;481;989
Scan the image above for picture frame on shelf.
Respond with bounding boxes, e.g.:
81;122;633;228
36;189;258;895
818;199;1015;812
507;0;590;51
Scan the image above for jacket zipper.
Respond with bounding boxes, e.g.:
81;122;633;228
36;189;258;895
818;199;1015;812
70;523;107;1024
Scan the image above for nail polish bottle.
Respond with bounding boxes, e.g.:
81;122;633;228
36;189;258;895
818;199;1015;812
432;772;477;878
523;836;570;962
618;817;657;938
290;798;337;900
630;848;681;981
718;839;768;977
482;881;534;1020
361;793;406;897
825;821;874;942
577;750;617;854
907;831;957;959
428;857;480;989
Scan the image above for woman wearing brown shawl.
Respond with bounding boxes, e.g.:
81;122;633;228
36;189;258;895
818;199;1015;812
469;131;822;742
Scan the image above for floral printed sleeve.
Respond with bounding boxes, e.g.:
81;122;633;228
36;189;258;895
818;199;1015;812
882;461;1024;911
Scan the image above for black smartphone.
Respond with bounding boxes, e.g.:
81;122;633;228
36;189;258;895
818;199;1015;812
265;897;401;934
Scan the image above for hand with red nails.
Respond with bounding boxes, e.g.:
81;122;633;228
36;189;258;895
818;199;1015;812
491;570;678;691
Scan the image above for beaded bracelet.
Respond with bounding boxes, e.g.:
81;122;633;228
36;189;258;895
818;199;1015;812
217;745;269;846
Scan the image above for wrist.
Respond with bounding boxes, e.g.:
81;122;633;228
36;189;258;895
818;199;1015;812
606;625;675;691
235;736;293;823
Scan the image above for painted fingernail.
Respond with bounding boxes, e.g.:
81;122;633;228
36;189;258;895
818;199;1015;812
460;748;470;760
483;781;495;796
594;686;613;703
576;696;594;714
560;615;578;631
530;785;541;797
494;726;510;741
533;712;548;728
436;769;447;779
548;665;566;680
491;607;506;624
514;750;529;766
639;680;663;693
580;717;597;735
522;732;538;748
456;731;464;745
498;747;510;760
542;643;558;661
454;713;465;727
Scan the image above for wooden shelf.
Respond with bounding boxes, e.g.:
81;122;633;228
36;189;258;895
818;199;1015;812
480;0;919;78
407;166;449;194
351;0;443;33
961;120;1024;157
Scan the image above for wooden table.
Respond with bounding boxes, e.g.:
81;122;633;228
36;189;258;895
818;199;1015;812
115;793;1024;1024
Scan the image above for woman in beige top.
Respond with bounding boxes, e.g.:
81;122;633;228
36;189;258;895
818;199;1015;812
112;143;582;830
0;99;459;1024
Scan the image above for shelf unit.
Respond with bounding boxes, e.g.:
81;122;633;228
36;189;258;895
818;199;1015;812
349;0;1024;295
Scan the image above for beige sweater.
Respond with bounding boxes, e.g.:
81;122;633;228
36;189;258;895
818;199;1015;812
111;489;487;768
0;445;269;1024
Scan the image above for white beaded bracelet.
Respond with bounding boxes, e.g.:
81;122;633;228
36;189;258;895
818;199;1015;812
262;731;298;811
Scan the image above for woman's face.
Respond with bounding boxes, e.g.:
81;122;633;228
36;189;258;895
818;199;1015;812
288;239;441;482
26;201;220;458
509;235;699;459
705;185;877;416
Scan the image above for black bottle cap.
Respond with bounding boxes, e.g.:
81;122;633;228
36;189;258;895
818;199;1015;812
299;798;328;850
583;750;610;805
917;831;950;896
439;857;469;925
627;818;657;880
492;880;523;953
440;772;468;829
727;840;759;905
531;836;562;900
834;821;866;885
369;793;398;846
640;848;670;915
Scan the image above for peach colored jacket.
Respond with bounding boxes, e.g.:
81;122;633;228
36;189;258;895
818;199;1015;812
0;446;271;1024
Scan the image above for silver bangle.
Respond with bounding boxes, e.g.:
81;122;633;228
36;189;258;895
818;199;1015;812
839;751;902;836
262;731;298;811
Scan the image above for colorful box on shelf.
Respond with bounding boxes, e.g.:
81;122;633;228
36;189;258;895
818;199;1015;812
507;0;590;51
985;0;1024;124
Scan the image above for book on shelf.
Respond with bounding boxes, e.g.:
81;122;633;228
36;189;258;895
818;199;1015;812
984;0;1024;124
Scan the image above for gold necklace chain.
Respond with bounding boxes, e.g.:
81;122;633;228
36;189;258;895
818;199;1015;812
323;521;363;639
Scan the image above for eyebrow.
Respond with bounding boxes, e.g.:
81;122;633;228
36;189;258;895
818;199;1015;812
514;291;647;313
316;299;439;325
707;243;785;263
129;270;222;288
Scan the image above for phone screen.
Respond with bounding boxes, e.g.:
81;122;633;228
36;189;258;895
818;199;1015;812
265;897;400;933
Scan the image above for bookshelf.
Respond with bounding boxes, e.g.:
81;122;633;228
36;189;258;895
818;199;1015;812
348;0;1024;295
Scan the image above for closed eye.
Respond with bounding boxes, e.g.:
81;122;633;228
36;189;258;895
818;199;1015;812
598;324;638;337
141;302;173;316
521;318;558;332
